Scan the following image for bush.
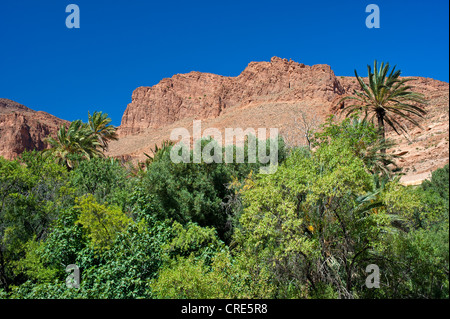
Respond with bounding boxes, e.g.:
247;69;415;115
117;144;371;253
69;157;133;209
139;136;287;241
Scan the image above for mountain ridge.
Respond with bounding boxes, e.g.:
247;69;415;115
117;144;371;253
1;57;448;185
109;57;449;184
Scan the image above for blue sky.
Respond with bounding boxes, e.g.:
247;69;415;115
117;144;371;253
0;0;448;126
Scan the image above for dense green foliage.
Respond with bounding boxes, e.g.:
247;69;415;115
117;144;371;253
0;115;448;299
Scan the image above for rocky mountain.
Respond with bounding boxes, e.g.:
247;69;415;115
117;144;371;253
119;57;344;136
1;57;448;185
110;57;449;184
0;98;67;159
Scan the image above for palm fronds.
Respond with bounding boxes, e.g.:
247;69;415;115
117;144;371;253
340;61;427;140
88;111;118;151
45;111;117;169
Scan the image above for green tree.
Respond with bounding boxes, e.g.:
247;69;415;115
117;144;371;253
69;157;133;209
371;175;449;298
8;219;171;299
313;115;401;177
151;222;239;299
232;141;387;298
421;164;449;209
141;136;287;241
151;254;232;299
74;195;132;251
0;153;67;292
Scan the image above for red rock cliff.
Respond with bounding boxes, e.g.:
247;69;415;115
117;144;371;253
118;57;345;136
0;99;67;159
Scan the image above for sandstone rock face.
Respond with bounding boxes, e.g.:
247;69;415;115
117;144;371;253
0;99;67;160
111;57;449;185
118;57;345;136
120;72;231;135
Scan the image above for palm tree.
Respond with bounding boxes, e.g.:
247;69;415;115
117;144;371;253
141;140;174;170
45;120;103;169
340;61;427;146
88;111;118;151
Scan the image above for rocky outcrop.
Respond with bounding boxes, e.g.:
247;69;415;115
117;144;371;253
119;72;231;135
110;57;449;185
0;99;67;159
118;57;345;136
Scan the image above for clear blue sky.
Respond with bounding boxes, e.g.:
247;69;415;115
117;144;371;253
0;0;448;126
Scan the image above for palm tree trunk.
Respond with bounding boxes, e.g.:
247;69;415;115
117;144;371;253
377;113;386;154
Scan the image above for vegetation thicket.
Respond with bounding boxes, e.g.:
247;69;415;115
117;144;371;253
0;64;447;299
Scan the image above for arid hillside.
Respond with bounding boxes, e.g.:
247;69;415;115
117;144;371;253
0;98;68;159
107;57;449;184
